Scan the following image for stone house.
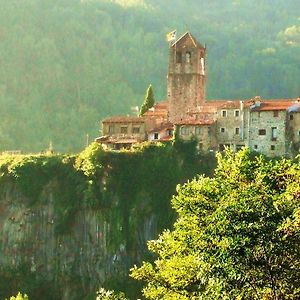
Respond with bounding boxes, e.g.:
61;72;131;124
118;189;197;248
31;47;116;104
96;31;300;157
96;116;146;150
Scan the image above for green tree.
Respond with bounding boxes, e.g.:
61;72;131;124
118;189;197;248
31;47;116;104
139;84;155;116
96;288;128;300
8;293;29;300
131;149;300;299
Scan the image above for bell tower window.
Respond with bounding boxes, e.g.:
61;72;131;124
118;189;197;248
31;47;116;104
176;51;182;63
186;51;191;63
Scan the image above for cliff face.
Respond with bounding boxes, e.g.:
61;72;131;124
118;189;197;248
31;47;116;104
0;142;215;300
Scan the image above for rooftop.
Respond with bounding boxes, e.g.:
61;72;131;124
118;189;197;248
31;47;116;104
102;116;144;123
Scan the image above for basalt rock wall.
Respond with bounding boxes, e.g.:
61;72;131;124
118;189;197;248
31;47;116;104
0;142;216;300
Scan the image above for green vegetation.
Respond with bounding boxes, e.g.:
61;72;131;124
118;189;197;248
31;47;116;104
0;142;216;300
140;84;155;116
8;293;28;300
96;288;128;300
131;149;300;299
0;0;299;152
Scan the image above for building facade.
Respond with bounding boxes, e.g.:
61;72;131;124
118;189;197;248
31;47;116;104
97;32;300;157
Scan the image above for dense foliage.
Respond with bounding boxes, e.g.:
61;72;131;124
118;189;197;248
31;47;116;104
131;149;300;299
96;288;128;300
8;293;28;300
0;0;299;152
0;142;216;300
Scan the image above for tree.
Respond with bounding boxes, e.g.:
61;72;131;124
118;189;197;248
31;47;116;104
96;288;128;300
8;293;29;300
131;149;300;299
139;84;155;116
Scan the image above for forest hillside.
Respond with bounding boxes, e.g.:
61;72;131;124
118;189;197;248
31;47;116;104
0;0;299;152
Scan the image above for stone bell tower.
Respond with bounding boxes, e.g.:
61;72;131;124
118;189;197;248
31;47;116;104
167;32;206;123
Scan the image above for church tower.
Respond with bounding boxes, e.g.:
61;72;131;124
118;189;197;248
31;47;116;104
167;32;206;123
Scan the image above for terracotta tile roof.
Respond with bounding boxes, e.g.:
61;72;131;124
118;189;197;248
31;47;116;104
143;101;168;117
171;32;205;49
175;118;215;126
102;116;144;123
159;136;173;141
218;101;242;109
95;136;109;142
249;99;294;111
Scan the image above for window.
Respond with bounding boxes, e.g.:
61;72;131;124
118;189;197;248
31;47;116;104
235;128;240;135
180;126;188;135
154;132;159;140
290;114;294;121
220;127;225;133
254;145;258;150
176;51;182;63
108;125;114;134
271;145;275;151
186;51;191;63
271;127;277;141
273;111;279;117
167;129;173;136
235;110;240;117
195;126;201;135
120;126;128;134
258;129;266;135
208;126;211;135
132;126;140;134
221;110;227;117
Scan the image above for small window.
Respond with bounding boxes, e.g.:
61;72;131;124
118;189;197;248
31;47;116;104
108;125;114;134
254;145;258;150
220;127;225;133
180;126;188;135
273;111;279;117
235;110;240;117
176;51;182;63
120;126;128;134
221;110;227;117
195;126;201;135
271;127;277;140
271;145;275;151
186;51;191;63
154;132;159;140
259;129;266;135
235;128;240;135
290;114;294;121
133;127;140;134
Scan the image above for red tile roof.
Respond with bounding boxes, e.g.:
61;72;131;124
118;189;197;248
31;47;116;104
102;116;144;123
249;99;294;111
159;136;173;141
175;118;215;125
171;32;205;49
143;101;168;117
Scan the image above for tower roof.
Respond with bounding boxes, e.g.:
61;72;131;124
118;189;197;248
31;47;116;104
171;32;205;49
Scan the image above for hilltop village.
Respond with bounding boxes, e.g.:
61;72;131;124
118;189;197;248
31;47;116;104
96;32;300;157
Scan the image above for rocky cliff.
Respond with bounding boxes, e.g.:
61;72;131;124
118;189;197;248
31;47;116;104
0;142;215;300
